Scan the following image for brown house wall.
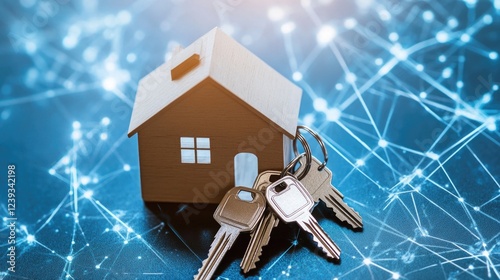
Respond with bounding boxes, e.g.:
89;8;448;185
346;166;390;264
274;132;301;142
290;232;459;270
137;79;286;203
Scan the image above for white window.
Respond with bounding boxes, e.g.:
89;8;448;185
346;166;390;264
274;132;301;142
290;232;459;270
180;137;211;164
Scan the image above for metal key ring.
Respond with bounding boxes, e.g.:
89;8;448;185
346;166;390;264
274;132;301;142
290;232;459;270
293;125;328;171
280;152;310;180
282;134;312;180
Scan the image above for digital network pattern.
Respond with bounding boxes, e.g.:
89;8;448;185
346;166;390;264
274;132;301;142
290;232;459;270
0;0;499;279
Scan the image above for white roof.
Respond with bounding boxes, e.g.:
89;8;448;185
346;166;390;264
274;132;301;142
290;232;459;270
128;27;302;138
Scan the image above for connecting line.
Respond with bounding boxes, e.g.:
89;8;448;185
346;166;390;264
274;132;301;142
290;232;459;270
0;84;101;107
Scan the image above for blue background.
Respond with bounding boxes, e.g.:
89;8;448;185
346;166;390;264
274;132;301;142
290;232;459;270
1;0;499;279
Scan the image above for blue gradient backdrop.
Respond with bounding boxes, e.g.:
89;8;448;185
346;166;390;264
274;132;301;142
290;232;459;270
1;0;499;279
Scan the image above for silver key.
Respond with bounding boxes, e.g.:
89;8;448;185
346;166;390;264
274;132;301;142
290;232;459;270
297;156;363;229
194;187;266;280
266;176;341;260
241;171;281;273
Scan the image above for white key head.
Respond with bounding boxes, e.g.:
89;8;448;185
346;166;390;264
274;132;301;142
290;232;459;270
265;176;314;223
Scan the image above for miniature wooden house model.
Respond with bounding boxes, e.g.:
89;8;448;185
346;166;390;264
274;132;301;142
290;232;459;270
128;28;302;203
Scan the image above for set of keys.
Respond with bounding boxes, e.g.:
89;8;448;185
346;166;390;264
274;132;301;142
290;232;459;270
194;126;363;279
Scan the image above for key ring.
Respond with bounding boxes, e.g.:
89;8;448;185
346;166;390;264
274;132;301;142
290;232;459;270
293;125;328;171
281;134;312;180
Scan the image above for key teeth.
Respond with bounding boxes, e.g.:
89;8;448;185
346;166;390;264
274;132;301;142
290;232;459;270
322;194;363;229
311;234;341;260
241;231;261;273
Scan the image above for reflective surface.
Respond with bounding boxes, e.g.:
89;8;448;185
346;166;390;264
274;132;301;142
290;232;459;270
1;0;499;279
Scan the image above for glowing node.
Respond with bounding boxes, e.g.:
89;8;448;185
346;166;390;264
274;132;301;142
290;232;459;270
316;25;337;45
485;117;496;131
292;71;303;81
27;234;35;243
113;225;122;232
468;265;474;270
489;51;498;60
473;206;480;211
71;130;82;140
344;18;357;29
83;190;93;199
101;117;111;126
392;272;400;279
124;240;129;245
346;72;357;83
378;9;391;21
117;10;132;25
363;258;372;265
389;32;399;42
426;152;439;160
378;139;388;148
61;156;70;165
137;235;142;239
303;114;315;126
356;159;365;166
415;64;424;71
458;197;464;203
138;256;142;259
460;34;471;43
438;55;446;62
390;44;408;61
81;176;90;185
127;53;137;63
49;169;56;175
482;250;489;257
127;227;134;233
100;133;108;140
95;265;100;269
102;77;117;91
493;85;499;91
62;36;78;49
442;67;452;79
267;6;285;21
422;10;434;22
281;22;296;34
375;58;383;65
456;81;464;88
72;121;81;129
414;169;423;176
326;108;341;121
482;94;492;103
436;31;449;43
313;98;328;112
335;83;344;90
464;0;477;7
83;47;97;62
123;164;131;171
67;255;73;262
448;17;458;28
482;14;493;24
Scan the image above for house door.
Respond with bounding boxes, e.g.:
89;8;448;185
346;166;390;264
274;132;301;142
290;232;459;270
234;153;258;188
